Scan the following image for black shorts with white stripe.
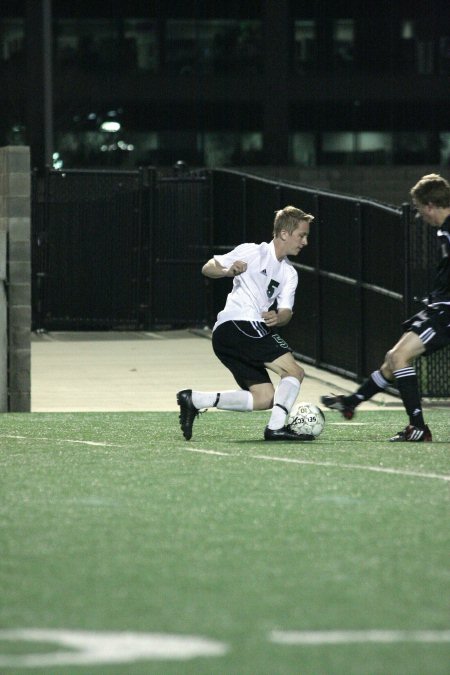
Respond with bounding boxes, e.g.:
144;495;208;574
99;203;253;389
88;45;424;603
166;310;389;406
212;320;293;390
403;306;450;354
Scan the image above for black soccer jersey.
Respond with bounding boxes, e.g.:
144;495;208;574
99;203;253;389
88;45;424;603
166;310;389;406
429;216;450;310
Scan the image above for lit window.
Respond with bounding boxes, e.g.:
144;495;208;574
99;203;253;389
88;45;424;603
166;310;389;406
291;133;316;166
0;18;24;62
321;132;392;164
333;19;354;65
294;21;316;70
440;132;450;164
401;20;415;40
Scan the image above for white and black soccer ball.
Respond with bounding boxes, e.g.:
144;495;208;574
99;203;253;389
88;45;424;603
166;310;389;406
287;402;325;438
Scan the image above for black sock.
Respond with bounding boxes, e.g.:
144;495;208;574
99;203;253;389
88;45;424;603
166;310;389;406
346;370;390;408
393;367;425;428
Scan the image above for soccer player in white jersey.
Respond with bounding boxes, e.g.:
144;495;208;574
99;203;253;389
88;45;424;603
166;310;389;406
177;205;315;441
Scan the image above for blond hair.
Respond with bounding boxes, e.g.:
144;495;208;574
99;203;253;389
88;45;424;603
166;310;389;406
273;205;314;237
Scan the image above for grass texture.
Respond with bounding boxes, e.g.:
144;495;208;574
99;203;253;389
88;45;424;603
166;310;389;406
1;409;449;674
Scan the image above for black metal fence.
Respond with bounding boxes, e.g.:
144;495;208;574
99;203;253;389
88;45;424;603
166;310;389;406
210;172;404;378
32;168;145;329
32;167;211;330
31;167;449;397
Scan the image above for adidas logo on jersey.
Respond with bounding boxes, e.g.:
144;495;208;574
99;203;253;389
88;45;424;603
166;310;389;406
260;269;267;275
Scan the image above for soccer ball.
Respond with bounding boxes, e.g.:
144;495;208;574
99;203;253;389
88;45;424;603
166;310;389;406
287;402;325;438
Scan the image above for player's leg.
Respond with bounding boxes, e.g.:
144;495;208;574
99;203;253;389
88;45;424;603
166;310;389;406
320;332;423;424
321;365;393;419
180;360;275;419
320;314;425;419
262;351;314;441
176;386;254;441
321;321;434;440
385;306;450;440
264;352;304;428
384;330;432;441
321;316;419;419
177;322;314;441
177;322;265;440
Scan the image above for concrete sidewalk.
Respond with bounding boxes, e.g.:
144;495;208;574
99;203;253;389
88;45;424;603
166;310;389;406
31;329;400;412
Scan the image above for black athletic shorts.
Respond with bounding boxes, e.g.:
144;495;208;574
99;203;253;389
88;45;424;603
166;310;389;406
403;306;450;354
212;320;293;390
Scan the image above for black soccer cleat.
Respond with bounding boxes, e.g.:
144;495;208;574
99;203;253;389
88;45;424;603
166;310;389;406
320;394;355;420
389;424;432;442
264;426;315;441
176;389;199;440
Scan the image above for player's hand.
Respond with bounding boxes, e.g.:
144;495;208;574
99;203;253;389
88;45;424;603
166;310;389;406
262;310;279;327
227;260;247;277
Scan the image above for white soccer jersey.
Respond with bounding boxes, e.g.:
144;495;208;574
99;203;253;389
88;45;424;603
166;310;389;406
213;240;298;330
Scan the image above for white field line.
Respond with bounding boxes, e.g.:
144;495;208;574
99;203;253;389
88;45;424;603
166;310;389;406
182;447;450;482
327;422;366;425
185;447;231;457
1;434;115;447
63;440;114;446
3;435;447;482
0;629;227;666
270;629;450;645
252;454;450;482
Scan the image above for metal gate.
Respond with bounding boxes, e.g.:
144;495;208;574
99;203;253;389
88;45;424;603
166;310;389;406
151;173;212;327
32;168;212;330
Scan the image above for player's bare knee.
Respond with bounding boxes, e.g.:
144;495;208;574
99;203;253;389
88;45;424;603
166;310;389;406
253;393;274;410
384;348;394;370
291;363;305;382
386;347;410;372
380;364;393;381
250;385;274;410
262;394;274;410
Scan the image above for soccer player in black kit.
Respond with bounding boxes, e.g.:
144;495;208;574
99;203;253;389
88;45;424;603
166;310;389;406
321;173;450;442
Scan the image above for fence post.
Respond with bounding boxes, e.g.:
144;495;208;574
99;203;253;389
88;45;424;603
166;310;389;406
354;201;364;379
0;157;7;410
141;166;156;330
0;146;31;412
241;177;247;241
402;202;411;320
313;192;322;366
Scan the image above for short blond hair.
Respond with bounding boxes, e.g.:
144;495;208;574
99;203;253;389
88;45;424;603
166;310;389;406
273;205;314;237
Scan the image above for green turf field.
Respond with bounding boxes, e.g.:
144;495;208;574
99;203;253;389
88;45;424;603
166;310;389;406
1;409;449;674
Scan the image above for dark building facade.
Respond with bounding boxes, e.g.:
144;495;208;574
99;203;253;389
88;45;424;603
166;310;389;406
1;0;449;170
